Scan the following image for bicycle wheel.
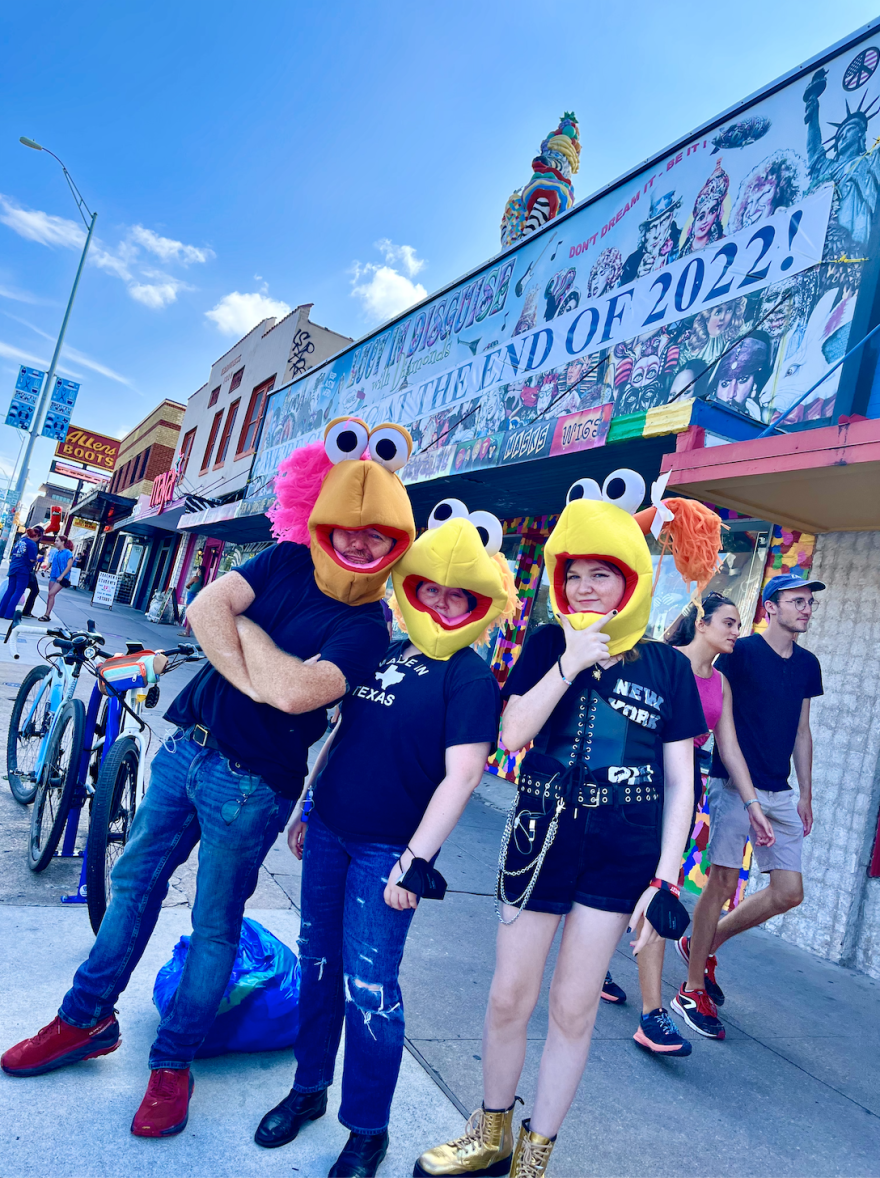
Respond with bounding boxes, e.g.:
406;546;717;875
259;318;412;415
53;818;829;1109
28;698;85;873
86;736;139;933
6;664;51;804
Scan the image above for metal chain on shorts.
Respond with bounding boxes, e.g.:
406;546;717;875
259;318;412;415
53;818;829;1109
494;794;565;925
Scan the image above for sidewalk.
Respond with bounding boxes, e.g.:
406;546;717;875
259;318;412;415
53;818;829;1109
1;588;879;1175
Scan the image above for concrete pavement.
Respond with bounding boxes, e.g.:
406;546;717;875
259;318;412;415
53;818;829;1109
1;586;879;1175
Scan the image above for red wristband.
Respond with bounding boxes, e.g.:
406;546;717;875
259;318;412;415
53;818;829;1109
650;877;681;898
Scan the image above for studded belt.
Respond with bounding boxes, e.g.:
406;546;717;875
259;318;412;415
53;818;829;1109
518;768;660;808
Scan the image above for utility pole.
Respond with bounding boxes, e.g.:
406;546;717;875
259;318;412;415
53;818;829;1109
4;138;96;560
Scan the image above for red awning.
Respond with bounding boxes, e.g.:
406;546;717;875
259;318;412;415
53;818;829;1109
661;417;880;533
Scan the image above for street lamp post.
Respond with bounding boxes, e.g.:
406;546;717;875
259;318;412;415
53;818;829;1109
4;138;97;560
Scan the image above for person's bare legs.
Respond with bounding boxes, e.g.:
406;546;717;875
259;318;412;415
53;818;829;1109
637;938;665;1013
686;864;739;990
482;907;560;1110
529;904;629;1139
711;869;803;951
41;581;60;619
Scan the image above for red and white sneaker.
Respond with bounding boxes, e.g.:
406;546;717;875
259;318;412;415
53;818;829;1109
131;1068;194;1137
676;935;724;1006
1;1014;120;1077
671;985;726;1040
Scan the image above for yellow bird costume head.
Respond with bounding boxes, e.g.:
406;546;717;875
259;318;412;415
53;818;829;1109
544;469;722;656
268;417;416;606
391;500;518;661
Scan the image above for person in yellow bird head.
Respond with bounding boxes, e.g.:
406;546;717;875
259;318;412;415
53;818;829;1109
255;497;517;1176
416;470;722;1178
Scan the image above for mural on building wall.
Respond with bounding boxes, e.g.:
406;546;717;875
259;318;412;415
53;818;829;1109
245;33;880;508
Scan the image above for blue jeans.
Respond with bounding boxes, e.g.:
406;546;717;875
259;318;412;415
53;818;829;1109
0;571;29;618
293;809;416;1134
60;733;294;1068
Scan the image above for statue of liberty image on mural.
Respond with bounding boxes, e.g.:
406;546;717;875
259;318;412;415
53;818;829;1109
804;67;880;246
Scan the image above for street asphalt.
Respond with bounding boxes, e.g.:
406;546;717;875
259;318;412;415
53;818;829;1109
1;585;879;1176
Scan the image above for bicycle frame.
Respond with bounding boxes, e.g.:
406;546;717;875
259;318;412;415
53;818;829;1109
11;628;82;784
61;675;152;905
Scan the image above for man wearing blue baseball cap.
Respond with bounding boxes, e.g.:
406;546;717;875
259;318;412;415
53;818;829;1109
673;573;824;1038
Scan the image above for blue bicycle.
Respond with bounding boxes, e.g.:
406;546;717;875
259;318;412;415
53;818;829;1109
4;615;111;871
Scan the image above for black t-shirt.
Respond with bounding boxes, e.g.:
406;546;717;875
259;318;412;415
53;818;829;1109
315;639;501;843
502;626;706;794
710;633;823;791
165;543;389;796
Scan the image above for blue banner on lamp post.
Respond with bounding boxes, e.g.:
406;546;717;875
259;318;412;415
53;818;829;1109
5;366;46;431
41;376;80;442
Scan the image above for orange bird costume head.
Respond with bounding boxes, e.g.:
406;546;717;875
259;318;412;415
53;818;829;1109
268;417;416;606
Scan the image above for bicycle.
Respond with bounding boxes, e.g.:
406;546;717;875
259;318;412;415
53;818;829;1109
4;613;112;871
83;640;201;932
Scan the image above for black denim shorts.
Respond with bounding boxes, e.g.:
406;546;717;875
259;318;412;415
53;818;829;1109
498;791;662;916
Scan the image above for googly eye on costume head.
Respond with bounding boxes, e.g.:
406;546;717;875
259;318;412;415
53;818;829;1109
468;511;503;557
324;417;369;464
368;423;412;472
428;499;469;529
566;478;602;505
601;469;645;515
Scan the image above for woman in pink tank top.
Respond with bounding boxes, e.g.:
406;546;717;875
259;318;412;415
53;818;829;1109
605;593;775;1057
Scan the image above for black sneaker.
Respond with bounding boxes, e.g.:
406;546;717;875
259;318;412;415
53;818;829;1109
633;1008;692;1056
671;985;726;1039
600;971;627;1004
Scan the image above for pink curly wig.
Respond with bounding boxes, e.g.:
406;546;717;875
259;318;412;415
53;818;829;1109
267;442;334;546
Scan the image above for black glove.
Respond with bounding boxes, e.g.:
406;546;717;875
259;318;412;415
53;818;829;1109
397;857;447;901
646;888;690;939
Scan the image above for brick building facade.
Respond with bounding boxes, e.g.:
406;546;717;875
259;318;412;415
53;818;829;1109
107;400;185;501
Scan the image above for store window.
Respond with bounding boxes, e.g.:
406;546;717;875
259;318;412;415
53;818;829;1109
200;410;224;472
216;540;273;577
207;386;220;407
213;400;240;467
178;429;196;480
237;377;275;457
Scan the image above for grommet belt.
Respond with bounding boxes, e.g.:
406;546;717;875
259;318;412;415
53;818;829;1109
518;770;660;808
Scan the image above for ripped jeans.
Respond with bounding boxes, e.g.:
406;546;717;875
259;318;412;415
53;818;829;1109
293;808;415;1134
60;732;293;1068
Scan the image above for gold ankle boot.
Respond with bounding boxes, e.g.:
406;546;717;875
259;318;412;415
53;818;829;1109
509;1119;556;1178
414;1102;518;1176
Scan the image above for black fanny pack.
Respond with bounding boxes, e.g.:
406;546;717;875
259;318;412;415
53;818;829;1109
397;857;447;901
647;888;690;939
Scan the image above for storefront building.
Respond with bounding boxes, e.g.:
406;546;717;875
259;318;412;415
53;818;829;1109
189;21;880;974
170;304;354;592
79;399;184;607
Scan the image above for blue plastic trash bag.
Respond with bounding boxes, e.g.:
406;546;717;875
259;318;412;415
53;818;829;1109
153;918;300;1057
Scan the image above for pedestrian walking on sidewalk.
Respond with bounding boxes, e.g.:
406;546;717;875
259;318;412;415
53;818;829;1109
0;430;417;1143
178;555;205;637
253;514;512;1178
675;574;824;1032
38;537;74;621
0;525;43;619
416;487;708;1178
605;592;776;1052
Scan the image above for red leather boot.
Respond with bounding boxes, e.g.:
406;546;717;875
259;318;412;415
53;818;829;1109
131;1068;194;1137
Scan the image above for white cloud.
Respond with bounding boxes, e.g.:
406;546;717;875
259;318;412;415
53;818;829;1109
130;225;214;265
374;238;425;278
0;196;85;250
0;281;52;305
0;339;83;381
205;290;292;336
350;240;427;324
129;280;187;310
0;194;212;311
0;313;136;388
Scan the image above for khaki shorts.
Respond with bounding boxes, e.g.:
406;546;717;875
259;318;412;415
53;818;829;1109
706;777;803;874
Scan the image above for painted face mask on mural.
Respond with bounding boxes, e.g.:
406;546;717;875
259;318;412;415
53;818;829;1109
391;502;517;661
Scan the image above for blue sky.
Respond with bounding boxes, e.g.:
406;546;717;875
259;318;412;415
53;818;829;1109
1;0;878;506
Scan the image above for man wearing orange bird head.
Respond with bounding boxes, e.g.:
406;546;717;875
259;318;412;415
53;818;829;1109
1;418;416;1144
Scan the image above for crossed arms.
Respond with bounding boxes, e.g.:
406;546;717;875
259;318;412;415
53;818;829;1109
185;571;347;714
